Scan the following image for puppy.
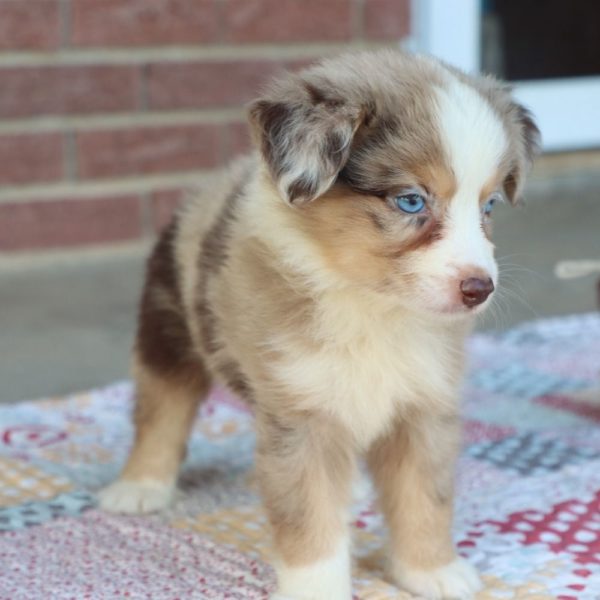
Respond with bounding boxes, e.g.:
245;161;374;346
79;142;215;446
99;50;539;599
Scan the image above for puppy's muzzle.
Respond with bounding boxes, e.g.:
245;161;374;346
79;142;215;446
460;277;494;308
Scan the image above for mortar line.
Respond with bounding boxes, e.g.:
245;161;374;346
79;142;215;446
0;41;385;67
58;0;72;48
63;130;78;181
0;171;215;204
139;63;150;111
352;0;366;41
0;109;246;134
139;191;155;238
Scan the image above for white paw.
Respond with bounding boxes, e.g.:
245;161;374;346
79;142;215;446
273;536;351;600
270;589;349;600
393;557;482;600
98;479;174;514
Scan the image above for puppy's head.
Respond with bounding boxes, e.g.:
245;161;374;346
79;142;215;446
249;50;540;317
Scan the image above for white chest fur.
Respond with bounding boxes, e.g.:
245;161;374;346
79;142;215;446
268;291;465;448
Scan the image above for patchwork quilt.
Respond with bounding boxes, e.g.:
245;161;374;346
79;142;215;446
1;314;600;599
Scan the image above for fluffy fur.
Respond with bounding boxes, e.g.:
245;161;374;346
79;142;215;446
99;50;540;599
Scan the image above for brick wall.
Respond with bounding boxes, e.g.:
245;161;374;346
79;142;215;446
0;0;410;253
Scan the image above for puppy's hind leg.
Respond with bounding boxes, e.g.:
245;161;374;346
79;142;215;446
99;223;211;514
99;355;210;514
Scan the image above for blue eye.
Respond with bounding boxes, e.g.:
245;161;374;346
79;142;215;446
483;194;500;216
394;193;426;214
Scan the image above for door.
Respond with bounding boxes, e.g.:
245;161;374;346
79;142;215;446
407;0;600;151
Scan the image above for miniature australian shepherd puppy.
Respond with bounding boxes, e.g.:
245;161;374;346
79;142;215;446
100;50;540;599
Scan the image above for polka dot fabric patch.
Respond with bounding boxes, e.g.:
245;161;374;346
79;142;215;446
0;512;275;600
0;313;599;598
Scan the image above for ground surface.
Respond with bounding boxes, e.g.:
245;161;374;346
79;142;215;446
2;315;600;598
1;167;598;403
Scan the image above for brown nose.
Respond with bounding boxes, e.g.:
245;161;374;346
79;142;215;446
460;277;494;307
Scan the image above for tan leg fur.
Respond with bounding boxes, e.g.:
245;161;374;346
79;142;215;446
368;412;481;598
256;406;355;599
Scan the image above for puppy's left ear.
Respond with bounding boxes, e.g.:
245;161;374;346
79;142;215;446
504;103;541;204
248;76;365;205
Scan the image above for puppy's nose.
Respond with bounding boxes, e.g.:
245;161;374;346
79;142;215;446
460;277;494;307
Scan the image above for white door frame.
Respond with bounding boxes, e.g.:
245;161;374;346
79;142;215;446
406;0;600;151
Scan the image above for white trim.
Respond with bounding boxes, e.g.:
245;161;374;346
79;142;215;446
513;77;600;151
407;0;481;73
408;0;600;151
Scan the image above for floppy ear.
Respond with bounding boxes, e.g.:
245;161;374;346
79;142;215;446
248;77;364;205
504;103;541;204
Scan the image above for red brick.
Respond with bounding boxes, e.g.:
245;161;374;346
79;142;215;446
224;121;252;160
151;189;186;231
0;196;142;251
147;60;282;110
0;133;63;185
71;0;219;47
223;0;353;43
0;66;140;119
77;124;221;179
364;0;410;40
0;1;61;50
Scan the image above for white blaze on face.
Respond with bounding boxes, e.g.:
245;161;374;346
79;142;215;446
421;76;508;310
435;78;506;278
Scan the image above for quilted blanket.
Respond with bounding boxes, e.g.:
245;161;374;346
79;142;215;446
1;314;600;599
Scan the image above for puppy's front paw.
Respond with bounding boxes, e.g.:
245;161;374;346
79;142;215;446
274;542;352;600
98;479;174;514
392;557;482;600
273;573;351;600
